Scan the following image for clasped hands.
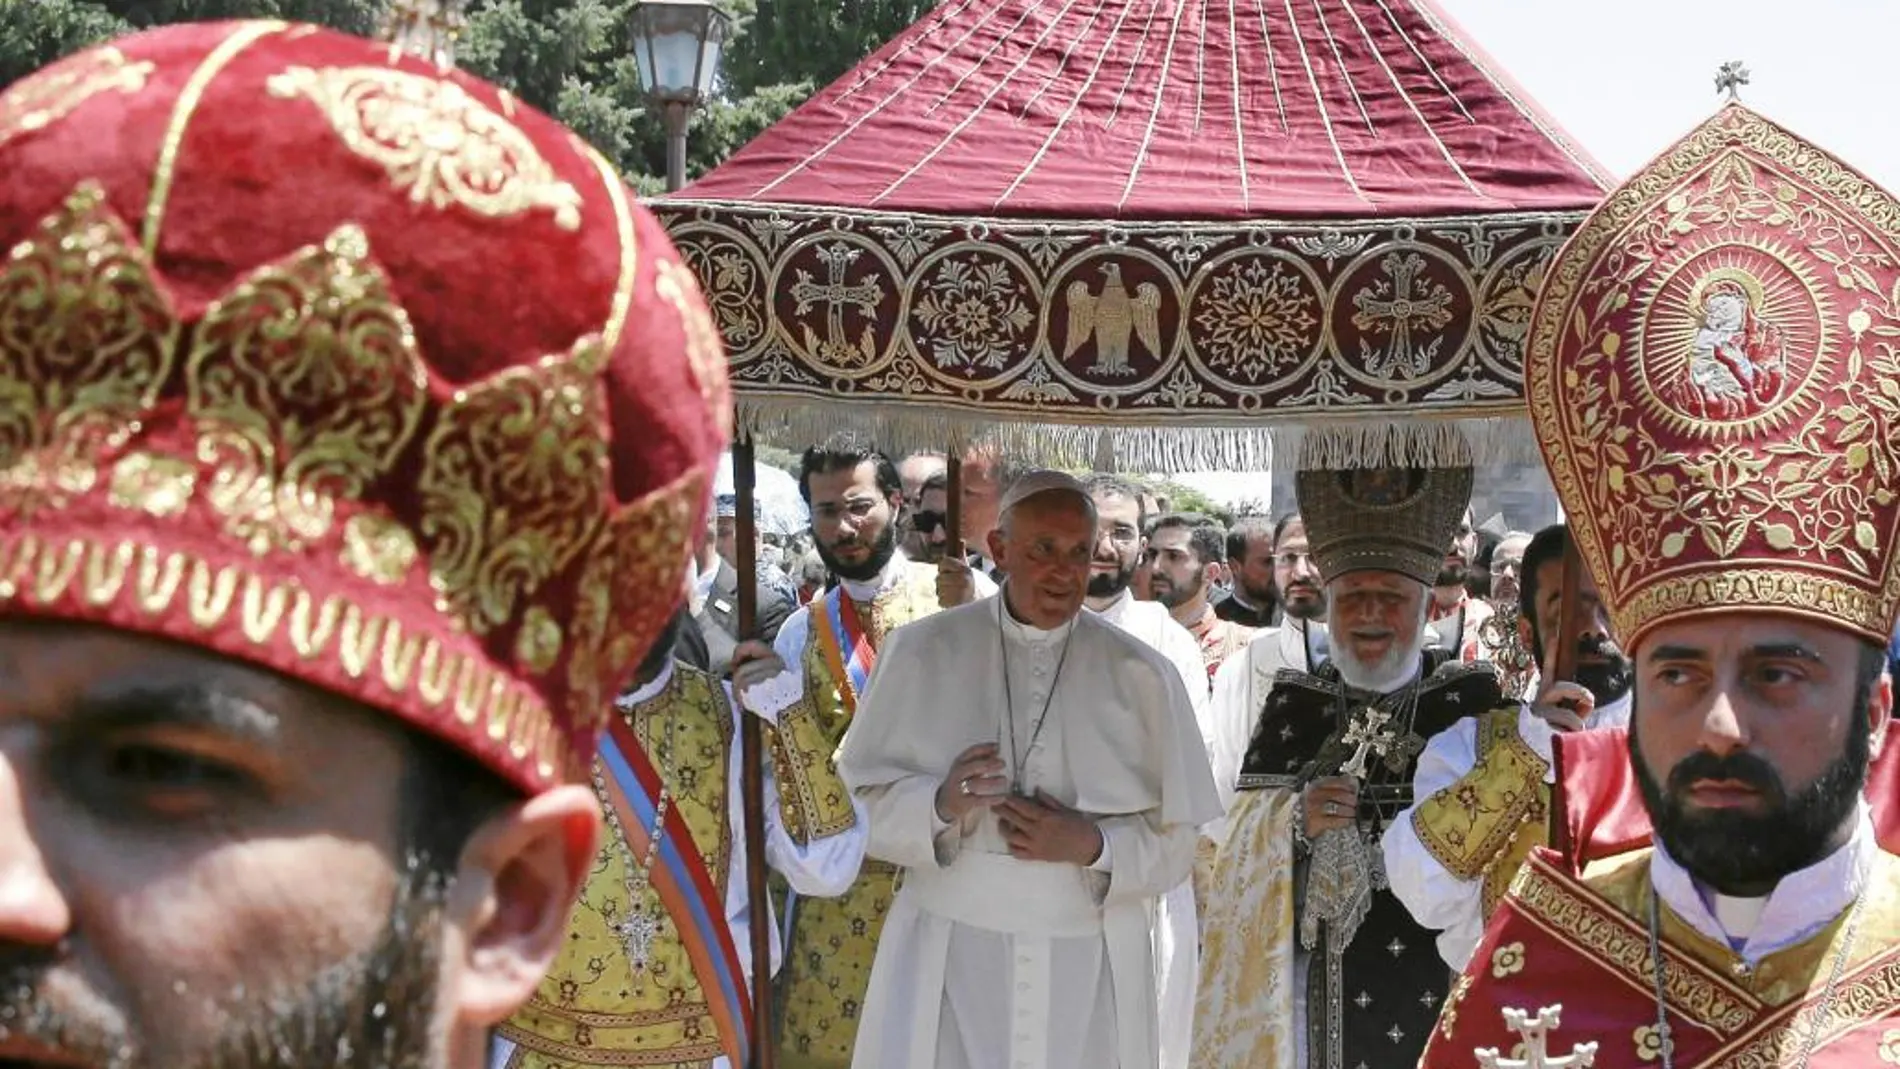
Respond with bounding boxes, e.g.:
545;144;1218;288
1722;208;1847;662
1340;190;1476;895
935;743;1103;866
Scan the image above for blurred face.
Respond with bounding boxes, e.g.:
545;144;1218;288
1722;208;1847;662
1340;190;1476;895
898;454;945;506
1232;531;1277;606
1327;571;1428;692
1273;520;1325;621
1489;534;1532;606
1145;526;1210;611
1631;616;1890;895
913;485;951;564
990;494;1094;629
960;450;1004;548
714;515;738;568
1523;554;1631;705
808;461;900;583
1438;509;1476;588
1086;491;1143;600
0;620;590;1069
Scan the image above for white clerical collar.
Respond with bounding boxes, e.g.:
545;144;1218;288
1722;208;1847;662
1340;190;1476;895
1650;801;1875;963
1087;588;1135;622
839;549;908;602
1589;691;1633;730
617;659;676;709
999;595;1076;645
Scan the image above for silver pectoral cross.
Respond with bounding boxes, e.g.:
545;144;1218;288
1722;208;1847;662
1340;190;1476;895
1339;706;1396;781
616;907;659;970
1476;1005;1599;1069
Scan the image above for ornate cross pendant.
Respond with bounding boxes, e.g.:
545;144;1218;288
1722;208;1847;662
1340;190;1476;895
616;907;660;970
1339;706;1397;781
1476;1005;1598;1068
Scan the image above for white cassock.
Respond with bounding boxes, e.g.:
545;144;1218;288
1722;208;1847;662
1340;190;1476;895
1381;691;1632;970
838;597;1221;1069
489;662;866;1069
1085;589;1210;1069
1204;618;1328;838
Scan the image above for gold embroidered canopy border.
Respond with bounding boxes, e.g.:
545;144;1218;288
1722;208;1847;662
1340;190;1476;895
658;0;1610;470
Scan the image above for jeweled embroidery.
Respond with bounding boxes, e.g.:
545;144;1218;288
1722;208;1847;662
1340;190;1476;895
266;66;584;230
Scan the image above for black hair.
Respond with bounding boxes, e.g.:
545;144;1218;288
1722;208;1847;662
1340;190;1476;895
1518;523;1570;650
1151;512;1227;565
797;432;901;503
1080;472;1148;528
1227;514;1276;564
397;729;519;880
1271;511;1303;547
920;469;949;495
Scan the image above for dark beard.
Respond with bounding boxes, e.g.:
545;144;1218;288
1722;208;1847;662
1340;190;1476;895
1153;569;1205;610
1631;703;1870;896
0;858;448;1069
1570;634;1633;706
1435;563;1468;588
1086;559;1135;599
815;519;898;583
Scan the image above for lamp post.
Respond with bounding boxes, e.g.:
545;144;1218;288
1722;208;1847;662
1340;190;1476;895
630;0;731;193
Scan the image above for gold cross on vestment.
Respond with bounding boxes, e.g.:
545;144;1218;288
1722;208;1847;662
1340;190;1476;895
1476;1006;1599;1069
1339;706;1397;781
1715;60;1750;101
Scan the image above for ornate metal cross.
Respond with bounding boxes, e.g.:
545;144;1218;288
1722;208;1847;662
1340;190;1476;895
1339;706;1397;781
1715;61;1750;102
616;907;660;970
1476;1006;1599;1069
790;243;882;367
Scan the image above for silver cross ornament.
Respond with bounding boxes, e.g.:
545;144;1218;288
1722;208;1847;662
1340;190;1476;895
1715;60;1750;101
1476;1005;1598;1069
616;907;660;970
1339;706;1397;781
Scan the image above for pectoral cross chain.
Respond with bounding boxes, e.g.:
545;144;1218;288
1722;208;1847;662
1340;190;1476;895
1340;707;1397;781
1477;1006;1599;1069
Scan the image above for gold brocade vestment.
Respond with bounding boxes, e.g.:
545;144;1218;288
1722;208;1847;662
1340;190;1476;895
500;666;734;1069
774;562;942;1069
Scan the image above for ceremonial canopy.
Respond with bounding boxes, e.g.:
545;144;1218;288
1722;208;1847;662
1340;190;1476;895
655;0;1610;469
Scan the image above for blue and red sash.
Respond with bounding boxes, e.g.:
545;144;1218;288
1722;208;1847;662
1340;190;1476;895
598;718;752;1067
814;587;878;714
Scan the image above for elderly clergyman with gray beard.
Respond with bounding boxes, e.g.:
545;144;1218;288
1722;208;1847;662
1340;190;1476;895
1192;459;1503;1069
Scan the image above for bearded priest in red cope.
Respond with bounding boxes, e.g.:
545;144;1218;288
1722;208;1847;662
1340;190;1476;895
1419;87;1900;1069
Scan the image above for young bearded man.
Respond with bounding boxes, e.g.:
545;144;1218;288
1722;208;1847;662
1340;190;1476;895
1148;513;1255;680
0;15;727;1069
1418;98;1900;1068
1384;523;1635;972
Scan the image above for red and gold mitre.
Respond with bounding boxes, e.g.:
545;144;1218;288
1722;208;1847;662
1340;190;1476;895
1527;102;1900;648
0;19;732;792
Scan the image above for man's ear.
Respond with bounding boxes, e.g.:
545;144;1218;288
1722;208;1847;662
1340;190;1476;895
1517;615;1536;657
987;528;1007;570
442;783;600;1027
1869;671;1893;759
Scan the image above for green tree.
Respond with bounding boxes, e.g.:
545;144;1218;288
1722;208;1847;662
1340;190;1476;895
0;0;923;196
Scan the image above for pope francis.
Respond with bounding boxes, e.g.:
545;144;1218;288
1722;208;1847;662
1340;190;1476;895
837;470;1221;1069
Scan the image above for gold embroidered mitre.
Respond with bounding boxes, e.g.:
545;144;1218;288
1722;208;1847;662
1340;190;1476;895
0;21;730;792
1527;102;1900;646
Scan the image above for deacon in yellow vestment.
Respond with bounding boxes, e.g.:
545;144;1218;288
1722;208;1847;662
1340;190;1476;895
495;643;864;1069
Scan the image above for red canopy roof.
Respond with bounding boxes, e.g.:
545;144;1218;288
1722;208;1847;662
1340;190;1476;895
683;0;1608;219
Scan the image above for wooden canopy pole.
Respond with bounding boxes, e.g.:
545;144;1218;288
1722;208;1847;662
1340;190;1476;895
946;453;965;568
731;435;775;1069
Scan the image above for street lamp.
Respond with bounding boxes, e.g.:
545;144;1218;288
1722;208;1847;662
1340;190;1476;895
629;0;732;192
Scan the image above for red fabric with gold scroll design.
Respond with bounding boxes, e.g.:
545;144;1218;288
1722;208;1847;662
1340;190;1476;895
1551;729;1900;871
1419;849;1900;1069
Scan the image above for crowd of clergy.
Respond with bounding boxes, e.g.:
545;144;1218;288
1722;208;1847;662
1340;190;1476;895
5;11;1900;1069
